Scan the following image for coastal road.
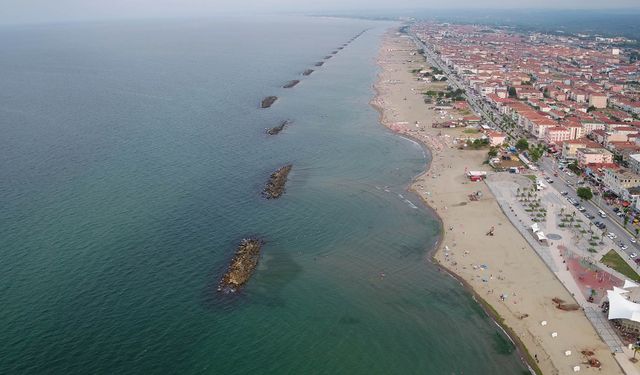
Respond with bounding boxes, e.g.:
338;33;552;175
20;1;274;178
538;157;640;264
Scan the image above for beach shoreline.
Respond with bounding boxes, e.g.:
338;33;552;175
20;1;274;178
370;36;539;375
371;28;622;375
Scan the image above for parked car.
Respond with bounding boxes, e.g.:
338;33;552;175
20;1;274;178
608;232;617;239
631;252;637;258
578;206;586;212
560;191;568;195
631;238;637;244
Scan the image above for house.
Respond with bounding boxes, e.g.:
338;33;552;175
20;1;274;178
580;120;606;135
602;168;640;199
486;130;507;146
588;93;608;109
628;154;640;175
544;127;571;144
576;148;613;168
561;138;601;159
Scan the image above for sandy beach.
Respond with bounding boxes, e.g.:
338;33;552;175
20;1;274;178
373;30;623;375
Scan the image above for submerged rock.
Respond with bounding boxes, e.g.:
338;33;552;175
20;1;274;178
324;55;332;59
315;62;324;67
283;80;300;88
266;120;290;135
331;51;338;54
218;238;264;293
302;69;314;76
263;164;292;199
261;96;278;108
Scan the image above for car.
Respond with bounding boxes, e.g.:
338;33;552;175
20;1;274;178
560;191;568;195
547;179;554;183
572;201;580;207
617;211;624;217
578;206;586;212
613;207;620;212
586;213;595;219
620;243;629;250
631;238;637;244
608;232;617;239
631;252;637;258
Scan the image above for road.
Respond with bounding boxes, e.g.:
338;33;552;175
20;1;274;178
538;156;640;263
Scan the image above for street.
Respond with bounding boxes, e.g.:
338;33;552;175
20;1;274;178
539;156;640;263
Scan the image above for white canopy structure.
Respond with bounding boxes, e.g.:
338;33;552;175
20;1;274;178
607;285;640;324
623;280;639;289
531;223;540;233
536;231;548;242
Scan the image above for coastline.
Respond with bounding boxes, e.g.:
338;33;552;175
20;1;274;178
369;35;539;375
372;28;622;375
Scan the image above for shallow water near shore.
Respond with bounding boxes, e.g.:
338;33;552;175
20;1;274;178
0;16;528;374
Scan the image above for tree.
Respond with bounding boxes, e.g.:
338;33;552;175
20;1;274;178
587;105;597;113
515;138;529;151
577;187;593;201
568;161;581;175
625;215;630;227
488;147;498;158
530;147;543;162
508;86;517;98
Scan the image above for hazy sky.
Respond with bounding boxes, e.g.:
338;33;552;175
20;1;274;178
2;0;640;25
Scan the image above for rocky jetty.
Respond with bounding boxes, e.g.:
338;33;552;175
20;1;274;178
266;120;290;135
315;62;324;67
324;55;332;59
302;69;314;76
263;164;292;199
261;96;278;108
283;80;300;88
337;47;343;50
331;51;338;54
218;238;264;293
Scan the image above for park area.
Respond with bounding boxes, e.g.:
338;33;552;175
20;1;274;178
561;247;623;303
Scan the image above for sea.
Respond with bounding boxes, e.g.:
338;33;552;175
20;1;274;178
0;16;529;374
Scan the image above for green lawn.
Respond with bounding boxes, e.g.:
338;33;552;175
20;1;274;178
463;128;479;134
601;250;640;281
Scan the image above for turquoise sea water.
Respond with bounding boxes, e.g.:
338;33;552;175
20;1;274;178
0;16;528;374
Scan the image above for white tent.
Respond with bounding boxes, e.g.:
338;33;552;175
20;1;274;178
624;280;639;289
531;223;540;233
607;288;640;323
536;231;548;242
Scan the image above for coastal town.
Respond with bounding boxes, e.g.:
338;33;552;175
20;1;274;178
375;21;640;374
